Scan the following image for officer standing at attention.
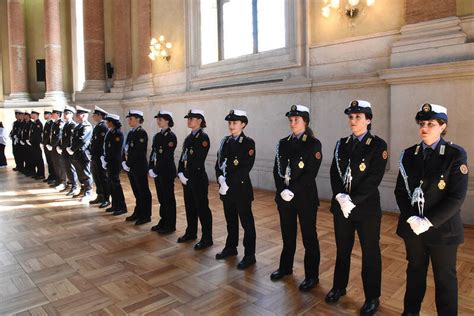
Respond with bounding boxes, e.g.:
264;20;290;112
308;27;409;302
395;103;468;316
149;110;178;235
29;110;45;180
21;110;33;176
271;104;322;292
326;100;388;315
49;107;67;190
61;106;78;194
215;109;257;270
42;109;56;184
122;110;152;225
68;106;93;202
89;106;110;208
10;109;24;172
177;109;213;250
102;114;127;216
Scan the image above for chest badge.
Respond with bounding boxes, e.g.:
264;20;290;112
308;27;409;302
130;142;134;147
298;161;304;169
158;148;163;154
438;179;446;190
190;149;194;155
233;159;239;166
359;162;366;172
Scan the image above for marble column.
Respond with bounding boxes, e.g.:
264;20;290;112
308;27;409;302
405;0;456;24
83;0;105;91
137;0;151;76
112;0;132;87
43;0;67;104
7;0;30;101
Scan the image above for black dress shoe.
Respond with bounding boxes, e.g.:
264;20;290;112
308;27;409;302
360;298;379;315
65;189;76;196
90;197;102;204
237;255;256;270
135;218;151;225
194;239;213;250
99;201;111;208
13;167;18;171
105;207;116;213
151;221;163;232
157;227;176;235
299;277;319;292
112;209;127;216
270;269;292;281
125;214;139;222
215;248;238;260
325;288;347;304
177;235;197;243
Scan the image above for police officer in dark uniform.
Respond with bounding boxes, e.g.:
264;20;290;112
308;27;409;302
102;114;127;216
68;106;93;202
326;100;387;315
21;110;34;176
149;110;178;234
42;109;56;184
61;106;79;195
89;106;110;208
271;104;322;292
49;108;67;190
177;109;213;250
29;110;45;179
122;110;152;225
10;109;24;171
395;103;468;316
215;109;257;270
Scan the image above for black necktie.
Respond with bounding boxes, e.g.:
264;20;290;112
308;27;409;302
423;147;434;160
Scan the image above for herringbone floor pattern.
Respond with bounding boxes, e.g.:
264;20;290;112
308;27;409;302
0;166;473;315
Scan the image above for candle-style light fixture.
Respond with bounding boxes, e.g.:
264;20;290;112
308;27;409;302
148;35;172;62
321;0;375;19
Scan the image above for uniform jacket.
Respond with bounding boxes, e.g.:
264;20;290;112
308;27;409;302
71;121;93;153
50;119;65;148
42;120;53;146
90;120;108;158
395;138;468;245
124;126;148;170
104;128;124;169
273;131;322;208
330;132;388;220
178;129;210;181
60;120;77;150
29;119;43;146
149;128;177;177
215;133;255;202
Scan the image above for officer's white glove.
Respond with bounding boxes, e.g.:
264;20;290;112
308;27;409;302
100;156;107;169
56;147;63;154
66;147;74;155
20;140;25;145
336;193;356;218
122;161;130;172
280;189;295;202
178;172;188;185
407;216;433;235
46;144;52;151
218;175;229;195
148;169;158;178
14;138;18;145
26;140;31;146
85;150;91;160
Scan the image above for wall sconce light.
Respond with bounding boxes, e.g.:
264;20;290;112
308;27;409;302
148;35;172;62
321;0;375;19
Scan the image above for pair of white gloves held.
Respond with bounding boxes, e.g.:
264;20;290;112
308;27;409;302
336;193;356;218
407;216;433;235
178;172;188;185
218;176;229;195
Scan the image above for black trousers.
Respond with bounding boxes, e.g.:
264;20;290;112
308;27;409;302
51;148;66;185
0;144;6;166
62;151;78;187
71;152;92;191
43;147;55;180
182;173;213;240
24;145;34;174
18;144;27;171
277;202;320;278
91;156;109;200
12;143;19;168
332;214;381;299
31;144;44;177
153;174;177;229
403;238;458;315
128;167;152;220
107;165;126;211
223;198;256;256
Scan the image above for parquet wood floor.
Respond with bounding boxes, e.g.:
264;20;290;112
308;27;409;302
1;166;473;315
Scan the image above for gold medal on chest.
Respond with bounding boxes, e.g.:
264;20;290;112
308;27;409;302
190;149;194;155
359;162;366;172
438;179;446;190
298;161;304;169
158;148;163;154
233;159;239;166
